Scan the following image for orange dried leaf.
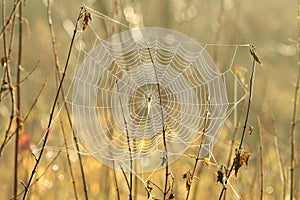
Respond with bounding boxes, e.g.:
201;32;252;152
234;65;242;73
204;157;211;169
18;116;24;132
234;150;251;177
248;125;255;135
182;169;192;191
186;177;192;191
241;152;251;166
18;132;31;153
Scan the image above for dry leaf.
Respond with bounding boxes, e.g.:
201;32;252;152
19;132;31;153
248;124;255;135
182;170;192;191
204;157;211;169
234;149;251;177
146;180;152;199
216;169;224;185
249;44;262;65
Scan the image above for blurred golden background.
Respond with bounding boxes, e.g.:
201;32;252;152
0;0;299;199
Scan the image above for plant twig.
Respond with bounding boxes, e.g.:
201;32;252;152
13;2;23;198
116;81;133;200
46;2;87;199
13;149;61;199
226;102;244;169
147;44;169;199
219;44;257;199
59;115;78;199
21;7;85;199
0;0;16;159
19;57;41;84
239;53;256;150
257;116;263;200
120;164;132;197
112;161;121;200
0;0;20;38
185;93;210;200
290;2;300;199
23;78;47;122
270;105;286;199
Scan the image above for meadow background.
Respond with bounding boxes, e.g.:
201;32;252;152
0;0;299;199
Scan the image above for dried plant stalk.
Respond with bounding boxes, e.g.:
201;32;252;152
219;45;258;199
21;7;85;199
116;81;133;200
147;45;170;199
289;2;300;198
257;116;264;200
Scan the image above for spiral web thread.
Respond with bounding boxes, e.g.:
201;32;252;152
44;6;249;181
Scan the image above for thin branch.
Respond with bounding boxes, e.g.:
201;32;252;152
239;57;256;149
257;116;264;200
19;57;41;84
185;93;210;200
0;0;20;38
226;102;244;169
116;81;133;200
13;2;22;198
21;7;85;199
147;180;164;194
147;44;169;199
120;164;131;195
1;0;16;158
12;150;62;199
59;115;78;200
112;161;121;200
219;44;257;199
23;78;47;122
270;105;286;199
289;2;300;199
46;3;88;199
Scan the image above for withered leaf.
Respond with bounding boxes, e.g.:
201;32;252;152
146;180;152;199
241;152;251;166
234;150;251;177
204;157;211;169
248;125;255;135
182;170;192;191
168;192;175;199
186;177;192;191
216;169;224;185
249;44;262;65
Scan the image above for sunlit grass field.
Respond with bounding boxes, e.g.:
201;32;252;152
0;0;299;199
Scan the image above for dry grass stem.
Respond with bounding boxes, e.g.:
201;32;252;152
185;93;210;200
116;81;133;200
257;116;264;200
219;45;258;199
147;44;170;199
13;2;23;198
21;7;85;199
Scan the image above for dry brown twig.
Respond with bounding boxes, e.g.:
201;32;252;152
185;93;211;200
46;1;87;199
147;43;170;199
257;116;264;200
21;7;86;199
289;1;300;198
116;80;133;200
218;44;259;200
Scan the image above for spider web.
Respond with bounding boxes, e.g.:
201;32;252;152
70;25;248;174
43;6;249;178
